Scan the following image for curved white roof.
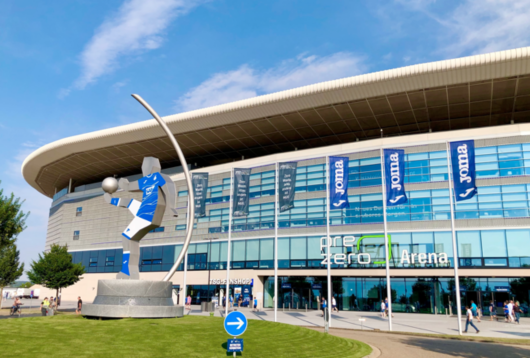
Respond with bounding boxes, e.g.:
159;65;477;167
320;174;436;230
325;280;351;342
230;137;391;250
23;47;530;197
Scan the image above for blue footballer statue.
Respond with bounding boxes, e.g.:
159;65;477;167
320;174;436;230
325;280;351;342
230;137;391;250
102;157;178;280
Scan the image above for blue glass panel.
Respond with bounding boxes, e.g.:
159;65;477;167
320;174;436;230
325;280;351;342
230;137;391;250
499;159;523;169
475;146;497;155
501;168;523;176
498;144;521;153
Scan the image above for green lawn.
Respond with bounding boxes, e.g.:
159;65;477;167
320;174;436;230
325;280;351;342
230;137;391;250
0;315;371;358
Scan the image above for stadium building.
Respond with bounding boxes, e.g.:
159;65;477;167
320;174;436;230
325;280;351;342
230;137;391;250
23;47;530;315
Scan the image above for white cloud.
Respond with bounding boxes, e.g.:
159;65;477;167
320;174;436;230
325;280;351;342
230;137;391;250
398;0;530;57
66;0;200;95
175;52;366;112
443;0;530;56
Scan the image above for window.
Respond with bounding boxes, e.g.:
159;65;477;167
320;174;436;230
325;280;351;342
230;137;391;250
149;227;165;233
73;230;80;240
89;258;97;267
76;207;82;217
105;256;115;266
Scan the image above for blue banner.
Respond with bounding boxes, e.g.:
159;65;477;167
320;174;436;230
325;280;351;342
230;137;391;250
329;156;350;210
383;149;407;206
450;140;477;201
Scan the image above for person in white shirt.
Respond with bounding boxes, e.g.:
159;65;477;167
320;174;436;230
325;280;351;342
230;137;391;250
464;305;479;333
332;297;338;312
380;300;386;317
508;300;515;322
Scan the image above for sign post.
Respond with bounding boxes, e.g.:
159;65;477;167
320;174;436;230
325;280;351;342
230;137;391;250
224;311;248;356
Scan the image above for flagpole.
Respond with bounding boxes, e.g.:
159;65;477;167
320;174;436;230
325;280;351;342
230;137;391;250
274;162;279;322
446;141;463;335
379;148;393;331
225;169;234;316
325;156;332;328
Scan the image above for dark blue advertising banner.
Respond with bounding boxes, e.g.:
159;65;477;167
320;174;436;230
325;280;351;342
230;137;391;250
192;173;208;218
450;140;477;202
329;156;350;210
279;162;297;212
383;149;407;206
233;168;251;217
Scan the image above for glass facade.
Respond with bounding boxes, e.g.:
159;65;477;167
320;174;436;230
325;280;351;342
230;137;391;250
263;276;530;316
68;141;530;314
71;228;530;271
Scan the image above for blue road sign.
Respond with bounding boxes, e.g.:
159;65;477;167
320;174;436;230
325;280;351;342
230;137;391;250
224;311;248;336
227;339;244;353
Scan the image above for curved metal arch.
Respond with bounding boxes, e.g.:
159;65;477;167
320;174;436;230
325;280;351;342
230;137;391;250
131;94;195;282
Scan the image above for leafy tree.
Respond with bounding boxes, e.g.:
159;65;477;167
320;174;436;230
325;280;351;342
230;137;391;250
27;244;85;310
0;184;28;249
0;183;28;303
19;281;33;288
0;244;24;304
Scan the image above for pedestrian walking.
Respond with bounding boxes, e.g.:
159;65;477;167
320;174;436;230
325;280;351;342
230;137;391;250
508;300;515;322
76;296;83;315
229;295;233;308
514;301;522;324
471;300;481;322
321;298;327;317
186;295;192;310
332;297;338;312
384;297;394;318
503;301;510;322
489;301;496;321
253;296;258;312
464;305;480;333
40;297;50;316
380;300;386;318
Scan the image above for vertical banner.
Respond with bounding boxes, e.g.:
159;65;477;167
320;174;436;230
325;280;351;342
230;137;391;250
233;168;251;216
192;173;208;218
450;140;477;201
279;162;297;212
383;149;407;206
329;156;350;210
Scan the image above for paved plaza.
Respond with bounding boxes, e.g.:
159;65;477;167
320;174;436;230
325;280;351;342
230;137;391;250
187;305;530;340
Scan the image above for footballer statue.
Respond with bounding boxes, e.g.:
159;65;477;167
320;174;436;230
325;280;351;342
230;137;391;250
102;157;178;280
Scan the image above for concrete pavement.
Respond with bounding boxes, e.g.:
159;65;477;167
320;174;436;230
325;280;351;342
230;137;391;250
309;328;530;358
188;305;530;340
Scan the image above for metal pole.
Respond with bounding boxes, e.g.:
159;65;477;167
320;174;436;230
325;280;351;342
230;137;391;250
225;169;234;316
182;205;189;307
131;94;195;282
274;162;279;322
325;156;332;328
379;148;393;331
446;141;463;335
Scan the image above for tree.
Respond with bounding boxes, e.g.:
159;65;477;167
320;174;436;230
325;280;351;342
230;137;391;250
27;244;85;310
19;282;33;288
0;244;24;306
0;183;28;305
0;184;28;249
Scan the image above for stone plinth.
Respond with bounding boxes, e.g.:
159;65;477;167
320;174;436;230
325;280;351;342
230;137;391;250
82;280;184;319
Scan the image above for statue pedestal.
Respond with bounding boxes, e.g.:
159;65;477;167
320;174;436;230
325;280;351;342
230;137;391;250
82;280;184;319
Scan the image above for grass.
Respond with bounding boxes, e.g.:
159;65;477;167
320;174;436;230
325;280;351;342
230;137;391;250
0;315;371;358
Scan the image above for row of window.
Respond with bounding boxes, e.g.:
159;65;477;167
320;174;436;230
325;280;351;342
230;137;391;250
72;183;530;240
71;229;530;273
177;143;530;200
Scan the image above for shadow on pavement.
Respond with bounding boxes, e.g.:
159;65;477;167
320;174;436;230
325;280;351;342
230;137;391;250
399;336;530;358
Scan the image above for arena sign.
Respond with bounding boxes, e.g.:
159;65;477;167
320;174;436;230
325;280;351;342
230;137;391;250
320;235;449;265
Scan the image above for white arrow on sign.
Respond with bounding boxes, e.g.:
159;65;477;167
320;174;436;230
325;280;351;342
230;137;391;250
227;317;244;329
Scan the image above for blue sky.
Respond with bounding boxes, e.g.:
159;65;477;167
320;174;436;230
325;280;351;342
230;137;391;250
2;0;530;278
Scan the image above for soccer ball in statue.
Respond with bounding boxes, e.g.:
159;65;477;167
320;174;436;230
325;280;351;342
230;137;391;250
102;177;119;194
